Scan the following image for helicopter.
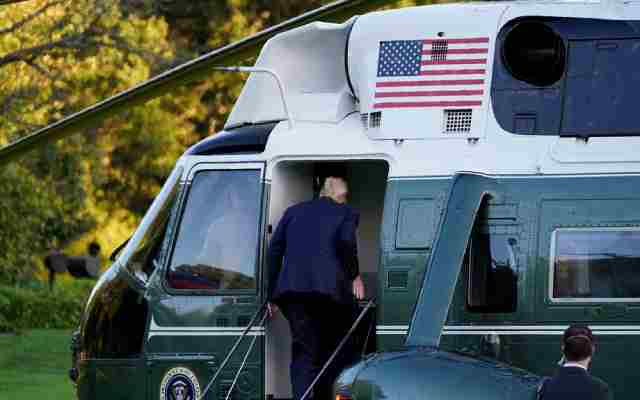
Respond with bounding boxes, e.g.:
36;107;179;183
3;0;640;400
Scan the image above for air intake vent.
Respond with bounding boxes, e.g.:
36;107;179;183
430;40;449;61
360;113;369;130
387;270;409;289
370;111;382;128
443;109;473;134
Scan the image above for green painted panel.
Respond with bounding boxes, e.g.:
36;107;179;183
380;180;449;252
377;178;449;351
86;359;146;400
379;252;428;326
395;198;435;249
375;334;407;352
537;197;640;323
487;203;518;220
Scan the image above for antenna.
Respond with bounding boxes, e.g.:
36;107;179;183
213;66;295;130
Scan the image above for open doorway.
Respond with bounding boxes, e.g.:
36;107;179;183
265;159;389;399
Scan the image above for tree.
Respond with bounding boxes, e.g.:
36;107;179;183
0;0;177;283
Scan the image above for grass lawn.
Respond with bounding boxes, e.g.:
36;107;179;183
0;329;75;400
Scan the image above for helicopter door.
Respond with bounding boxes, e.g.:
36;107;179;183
147;162;266;400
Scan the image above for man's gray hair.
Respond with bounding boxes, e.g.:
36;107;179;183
320;176;348;203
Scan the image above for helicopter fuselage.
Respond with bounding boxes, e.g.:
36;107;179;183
71;2;640;400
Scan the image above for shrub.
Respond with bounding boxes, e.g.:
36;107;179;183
0;292;10;333
0;280;95;331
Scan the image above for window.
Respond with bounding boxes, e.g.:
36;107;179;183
120;166;183;283
466;224;518;313
551;228;640;301
167;169;262;291
502;21;565;87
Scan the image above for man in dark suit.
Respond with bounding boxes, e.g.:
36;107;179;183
538;324;612;400
267;174;365;400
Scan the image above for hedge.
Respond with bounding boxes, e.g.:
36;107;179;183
0;280;95;332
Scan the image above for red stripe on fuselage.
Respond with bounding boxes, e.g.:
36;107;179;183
420;69;485;75
376;79;484;87
374;100;482;108
422;48;488;55
423;37;489;44
421;59;487;65
374;89;484;98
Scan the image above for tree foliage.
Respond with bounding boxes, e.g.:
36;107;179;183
0;0;178;283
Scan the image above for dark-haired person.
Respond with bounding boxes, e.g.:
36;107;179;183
267;175;364;400
85;241;101;278
538;324;613;400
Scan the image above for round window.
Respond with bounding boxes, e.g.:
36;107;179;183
502;21;566;86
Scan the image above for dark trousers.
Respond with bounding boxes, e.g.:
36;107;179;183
279;295;358;400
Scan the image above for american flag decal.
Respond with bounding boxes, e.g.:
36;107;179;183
375;37;489;109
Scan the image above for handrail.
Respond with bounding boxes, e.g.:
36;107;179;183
197;300;268;400
300;298;376;400
225;313;268;400
360;310;375;358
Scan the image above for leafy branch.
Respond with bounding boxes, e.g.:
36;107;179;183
0;0;67;36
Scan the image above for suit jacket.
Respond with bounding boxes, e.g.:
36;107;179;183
267;197;360;304
539;366;612;400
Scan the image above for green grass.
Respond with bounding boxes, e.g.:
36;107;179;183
0;329;75;400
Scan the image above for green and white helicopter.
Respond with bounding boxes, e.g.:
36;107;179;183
3;1;640;400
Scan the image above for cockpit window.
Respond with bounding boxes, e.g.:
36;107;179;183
119;166;183;283
166;169;262;291
551;228;640;301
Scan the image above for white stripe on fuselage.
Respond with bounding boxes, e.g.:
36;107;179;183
376;325;640;336
147;322;640;338
148;317;265;338
148;331;264;338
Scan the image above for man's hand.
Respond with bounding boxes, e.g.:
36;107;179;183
266;302;279;318
352;275;365;300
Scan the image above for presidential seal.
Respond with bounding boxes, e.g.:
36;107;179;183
159;366;202;400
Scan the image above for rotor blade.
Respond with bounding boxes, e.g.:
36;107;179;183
0;0;31;5
0;0;394;165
